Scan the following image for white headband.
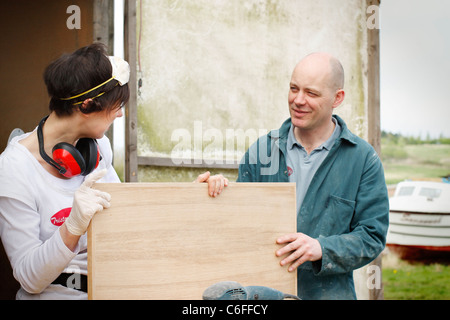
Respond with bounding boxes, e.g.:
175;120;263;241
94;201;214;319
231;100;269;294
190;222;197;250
108;56;130;86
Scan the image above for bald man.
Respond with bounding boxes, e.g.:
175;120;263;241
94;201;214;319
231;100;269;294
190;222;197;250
237;53;389;300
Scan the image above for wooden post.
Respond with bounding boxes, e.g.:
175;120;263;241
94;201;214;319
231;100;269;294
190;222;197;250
367;0;384;300
93;0;114;144
367;0;381;155
124;0;138;182
93;0;114;52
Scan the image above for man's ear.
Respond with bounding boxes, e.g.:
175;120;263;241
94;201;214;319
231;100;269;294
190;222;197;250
332;89;345;109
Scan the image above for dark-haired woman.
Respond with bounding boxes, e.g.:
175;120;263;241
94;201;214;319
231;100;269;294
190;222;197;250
0;44;227;299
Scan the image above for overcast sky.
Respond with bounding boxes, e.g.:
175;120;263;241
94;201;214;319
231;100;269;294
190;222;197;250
380;0;450;138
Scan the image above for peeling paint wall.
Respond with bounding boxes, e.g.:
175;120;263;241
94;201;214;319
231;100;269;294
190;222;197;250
137;0;369;181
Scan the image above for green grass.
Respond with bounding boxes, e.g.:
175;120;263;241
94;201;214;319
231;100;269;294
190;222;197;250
381;142;450;185
382;262;450;300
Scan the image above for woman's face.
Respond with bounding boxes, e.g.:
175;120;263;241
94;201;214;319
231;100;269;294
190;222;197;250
84;103;124;139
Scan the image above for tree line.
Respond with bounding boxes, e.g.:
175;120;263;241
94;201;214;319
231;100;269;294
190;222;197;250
381;131;450;145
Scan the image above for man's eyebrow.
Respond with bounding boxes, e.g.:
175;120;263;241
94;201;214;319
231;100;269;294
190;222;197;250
290;81;322;95
305;86;321;94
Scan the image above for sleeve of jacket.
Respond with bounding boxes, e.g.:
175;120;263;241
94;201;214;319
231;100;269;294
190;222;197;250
312;151;389;275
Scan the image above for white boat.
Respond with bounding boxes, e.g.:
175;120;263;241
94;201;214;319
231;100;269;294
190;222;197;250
386;180;450;261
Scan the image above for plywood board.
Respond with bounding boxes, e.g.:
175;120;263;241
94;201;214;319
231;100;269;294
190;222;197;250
88;182;296;300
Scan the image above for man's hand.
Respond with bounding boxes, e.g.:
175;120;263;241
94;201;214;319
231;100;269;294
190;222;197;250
195;171;229;197
276;233;322;272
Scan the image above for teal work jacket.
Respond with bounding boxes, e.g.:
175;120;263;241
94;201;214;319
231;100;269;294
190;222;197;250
237;115;389;300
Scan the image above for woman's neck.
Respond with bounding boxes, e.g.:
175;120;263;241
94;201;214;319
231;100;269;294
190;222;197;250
42;113;82;146
19;113;84;178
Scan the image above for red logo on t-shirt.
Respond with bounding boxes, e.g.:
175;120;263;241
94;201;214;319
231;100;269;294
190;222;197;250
287;166;294;176
50;208;71;226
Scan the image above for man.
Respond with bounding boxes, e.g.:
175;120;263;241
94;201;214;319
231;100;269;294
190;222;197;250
237;53;389;299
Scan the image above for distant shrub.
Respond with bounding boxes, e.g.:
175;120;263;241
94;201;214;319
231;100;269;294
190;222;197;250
381;144;408;161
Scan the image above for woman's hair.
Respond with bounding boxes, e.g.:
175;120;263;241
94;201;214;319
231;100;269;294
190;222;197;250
44;43;129;117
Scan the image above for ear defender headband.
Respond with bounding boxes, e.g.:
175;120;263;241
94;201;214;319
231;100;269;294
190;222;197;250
37;116;101;178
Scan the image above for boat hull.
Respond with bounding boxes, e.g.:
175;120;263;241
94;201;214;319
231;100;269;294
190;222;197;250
387;210;450;261
387;244;450;262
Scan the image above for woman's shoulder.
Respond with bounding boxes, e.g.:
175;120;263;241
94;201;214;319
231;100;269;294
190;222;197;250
0;132;39;206
1;132;35;173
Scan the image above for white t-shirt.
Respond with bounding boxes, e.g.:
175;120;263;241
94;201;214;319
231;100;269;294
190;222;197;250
0;131;120;299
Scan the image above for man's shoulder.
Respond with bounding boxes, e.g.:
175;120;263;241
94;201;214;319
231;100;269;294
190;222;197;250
334;116;375;150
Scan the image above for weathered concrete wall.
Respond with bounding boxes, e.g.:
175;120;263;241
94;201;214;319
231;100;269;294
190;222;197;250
136;0;369;183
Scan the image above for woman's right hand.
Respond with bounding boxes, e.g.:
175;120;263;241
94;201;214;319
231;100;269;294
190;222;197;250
64;169;111;237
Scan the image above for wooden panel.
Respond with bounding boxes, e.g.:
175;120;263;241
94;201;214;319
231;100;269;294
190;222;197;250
88;182;296;300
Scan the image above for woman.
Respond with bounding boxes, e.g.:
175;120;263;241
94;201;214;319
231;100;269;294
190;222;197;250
0;43;227;299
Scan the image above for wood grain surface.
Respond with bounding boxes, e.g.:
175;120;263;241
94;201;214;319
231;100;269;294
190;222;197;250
88;182;296;300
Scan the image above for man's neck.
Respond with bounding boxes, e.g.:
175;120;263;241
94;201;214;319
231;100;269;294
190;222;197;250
293;118;336;154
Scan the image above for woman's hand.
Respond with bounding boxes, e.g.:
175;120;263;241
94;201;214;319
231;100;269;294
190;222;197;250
64;169;111;236
195;171;229;197
60;169;111;251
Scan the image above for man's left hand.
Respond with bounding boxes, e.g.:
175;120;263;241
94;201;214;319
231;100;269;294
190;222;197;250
276;233;322;272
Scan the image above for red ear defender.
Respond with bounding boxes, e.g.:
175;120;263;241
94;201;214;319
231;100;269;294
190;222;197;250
75;138;101;176
52;143;84;178
38;116;101;178
52;139;100;178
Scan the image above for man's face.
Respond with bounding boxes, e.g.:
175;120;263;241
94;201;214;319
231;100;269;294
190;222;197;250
288;57;342;132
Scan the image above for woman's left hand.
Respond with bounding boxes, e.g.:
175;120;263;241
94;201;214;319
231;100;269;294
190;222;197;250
195;171;229;197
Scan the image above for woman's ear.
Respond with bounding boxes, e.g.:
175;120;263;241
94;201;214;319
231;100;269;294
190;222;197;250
79;99;93;113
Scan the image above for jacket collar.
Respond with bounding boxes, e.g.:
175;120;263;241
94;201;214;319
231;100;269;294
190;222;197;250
333;115;358;145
